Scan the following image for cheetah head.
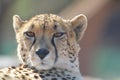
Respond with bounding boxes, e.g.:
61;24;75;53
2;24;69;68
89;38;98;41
13;14;87;72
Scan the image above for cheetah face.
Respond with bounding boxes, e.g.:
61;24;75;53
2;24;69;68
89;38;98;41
13;14;87;71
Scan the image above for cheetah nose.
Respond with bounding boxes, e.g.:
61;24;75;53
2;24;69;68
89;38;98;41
36;48;49;59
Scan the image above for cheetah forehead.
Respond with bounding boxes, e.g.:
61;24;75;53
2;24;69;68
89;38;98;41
30;14;63;21
21;14;70;34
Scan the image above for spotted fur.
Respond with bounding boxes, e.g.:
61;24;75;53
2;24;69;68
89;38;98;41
0;14;87;80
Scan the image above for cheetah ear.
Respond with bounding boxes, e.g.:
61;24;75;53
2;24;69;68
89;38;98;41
70;14;87;42
13;15;24;33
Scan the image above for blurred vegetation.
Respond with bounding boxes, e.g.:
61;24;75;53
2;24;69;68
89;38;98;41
93;46;120;78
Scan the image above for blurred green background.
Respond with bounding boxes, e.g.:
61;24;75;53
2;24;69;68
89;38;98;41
0;0;120;79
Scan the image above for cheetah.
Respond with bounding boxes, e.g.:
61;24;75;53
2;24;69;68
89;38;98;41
0;14;87;80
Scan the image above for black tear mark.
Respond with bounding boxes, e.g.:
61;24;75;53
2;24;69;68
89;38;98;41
29;36;36;51
51;34;58;63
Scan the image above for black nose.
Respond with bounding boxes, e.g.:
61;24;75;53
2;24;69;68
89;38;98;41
36;48;49;59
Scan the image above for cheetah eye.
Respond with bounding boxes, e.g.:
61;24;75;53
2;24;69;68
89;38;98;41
24;31;35;38
54;32;65;37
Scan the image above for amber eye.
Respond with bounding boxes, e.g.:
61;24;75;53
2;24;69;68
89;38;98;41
54;32;65;37
24;31;35;38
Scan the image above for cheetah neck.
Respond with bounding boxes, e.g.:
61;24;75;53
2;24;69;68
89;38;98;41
37;67;82;80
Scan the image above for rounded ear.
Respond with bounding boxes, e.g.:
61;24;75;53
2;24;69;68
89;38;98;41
13;15;24;33
70;14;87;42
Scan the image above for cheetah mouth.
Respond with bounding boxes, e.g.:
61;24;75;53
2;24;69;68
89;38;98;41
35;62;54;70
41;62;45;65
30;55;55;70
40;61;49;66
